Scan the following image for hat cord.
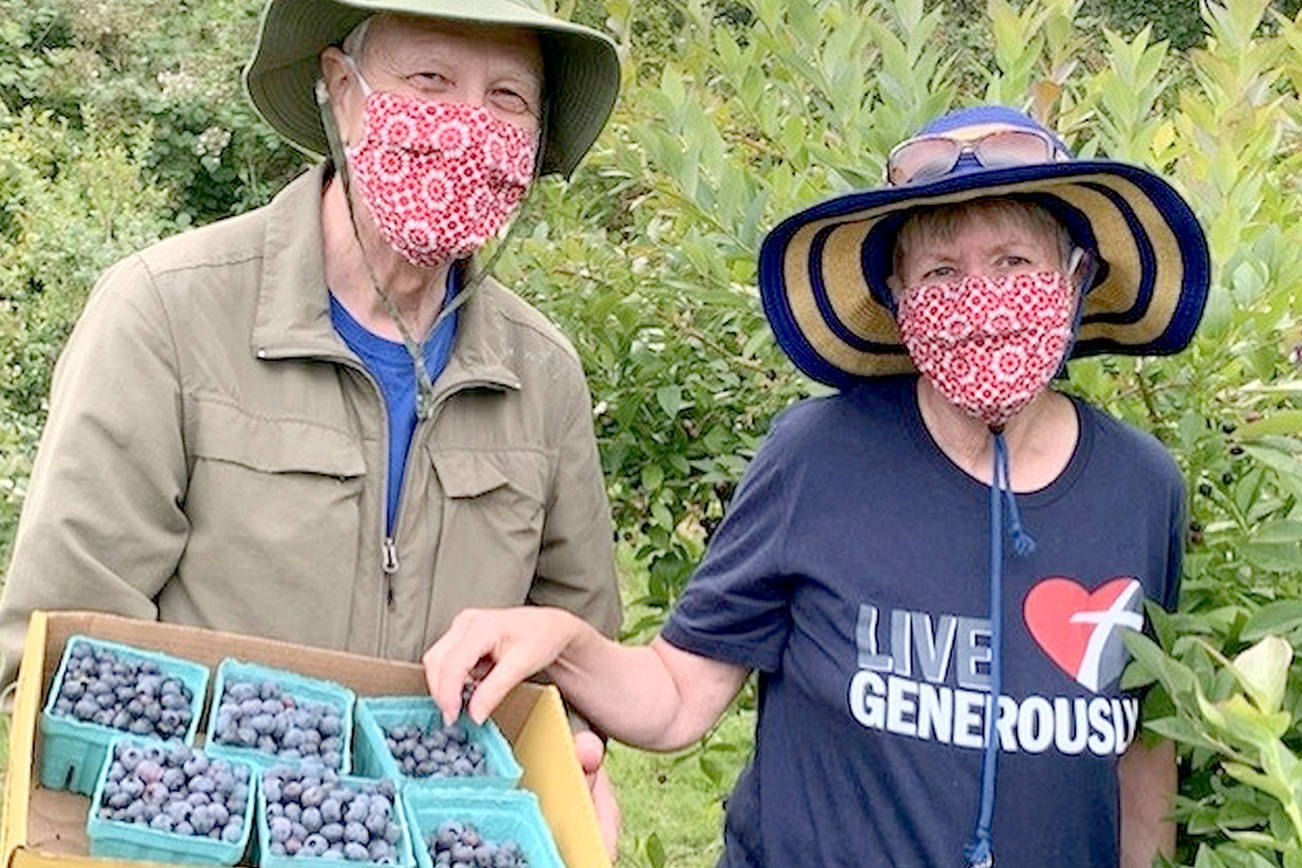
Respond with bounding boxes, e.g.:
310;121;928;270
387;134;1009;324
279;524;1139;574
963;429;1037;868
315;83;532;420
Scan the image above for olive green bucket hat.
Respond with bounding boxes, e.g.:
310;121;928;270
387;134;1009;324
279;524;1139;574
245;0;620;177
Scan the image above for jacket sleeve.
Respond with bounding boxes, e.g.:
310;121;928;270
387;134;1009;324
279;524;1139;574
0;255;189;687
527;368;621;639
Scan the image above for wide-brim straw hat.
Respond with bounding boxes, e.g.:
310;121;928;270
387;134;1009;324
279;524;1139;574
758;105;1211;389
245;0;620;177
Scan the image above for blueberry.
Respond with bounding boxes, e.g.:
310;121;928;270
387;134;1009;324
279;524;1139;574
270;816;293;843
321;798;343;824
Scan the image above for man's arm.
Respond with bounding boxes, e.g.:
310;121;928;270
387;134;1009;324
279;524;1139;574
526;366;620;637
0;256;187;685
1119;738;1177;868
425;606;748;751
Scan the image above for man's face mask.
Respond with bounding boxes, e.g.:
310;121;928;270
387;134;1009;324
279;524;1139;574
896;268;1078;428
343;57;539;269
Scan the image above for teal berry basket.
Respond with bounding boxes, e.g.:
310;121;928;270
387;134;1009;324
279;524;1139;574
40;636;210;795
352;696;521;792
86;736;257;866
204;659;356;774
404;787;564;868
255;768;416;868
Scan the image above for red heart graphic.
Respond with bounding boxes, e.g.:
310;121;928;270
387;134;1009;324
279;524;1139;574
1023;577;1143;692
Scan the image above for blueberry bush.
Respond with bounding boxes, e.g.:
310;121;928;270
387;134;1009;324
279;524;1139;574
0;0;1299;866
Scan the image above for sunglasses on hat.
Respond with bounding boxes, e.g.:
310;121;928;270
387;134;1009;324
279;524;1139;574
885;128;1070;186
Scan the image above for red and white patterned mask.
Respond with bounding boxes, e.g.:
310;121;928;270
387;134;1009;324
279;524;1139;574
345;75;538;269
897;271;1076;428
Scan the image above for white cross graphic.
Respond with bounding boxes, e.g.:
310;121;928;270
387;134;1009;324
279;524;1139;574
1067;580;1143;692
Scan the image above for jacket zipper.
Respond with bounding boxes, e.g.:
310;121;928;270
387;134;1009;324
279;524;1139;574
262;346;510;655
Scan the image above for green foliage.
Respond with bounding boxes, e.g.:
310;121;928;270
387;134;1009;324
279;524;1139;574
0;0;1299;865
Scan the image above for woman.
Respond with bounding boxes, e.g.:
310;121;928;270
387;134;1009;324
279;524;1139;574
423;105;1210;867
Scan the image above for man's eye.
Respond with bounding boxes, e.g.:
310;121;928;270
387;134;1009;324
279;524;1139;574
490;88;531;115
411;72;452;87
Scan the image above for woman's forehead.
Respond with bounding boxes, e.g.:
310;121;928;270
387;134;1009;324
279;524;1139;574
900;204;1065;257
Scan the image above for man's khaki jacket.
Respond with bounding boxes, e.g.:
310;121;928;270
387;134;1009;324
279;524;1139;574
0;165;620;685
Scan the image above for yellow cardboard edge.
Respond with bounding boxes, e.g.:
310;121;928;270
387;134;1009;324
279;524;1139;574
512;686;609;868
3;611;47;868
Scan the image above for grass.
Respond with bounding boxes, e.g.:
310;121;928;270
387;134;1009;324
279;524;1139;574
608;707;753;868
606;544;756;868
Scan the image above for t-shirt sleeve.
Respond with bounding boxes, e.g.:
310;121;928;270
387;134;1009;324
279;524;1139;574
660;422;798;673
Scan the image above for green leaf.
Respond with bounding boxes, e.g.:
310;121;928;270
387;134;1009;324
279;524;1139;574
1194;843;1229;868
641;463;664;493
1233;637;1293;714
1253;521;1302;544
651;502;674;531
645;832;666;868
1243;601;1302;641
1241;411;1302;439
655;385;683;418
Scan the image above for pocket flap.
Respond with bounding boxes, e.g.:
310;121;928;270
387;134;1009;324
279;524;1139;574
190;398;365;477
430;449;546;502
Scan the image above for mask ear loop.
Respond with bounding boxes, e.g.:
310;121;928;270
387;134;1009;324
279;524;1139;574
1055;246;1100;380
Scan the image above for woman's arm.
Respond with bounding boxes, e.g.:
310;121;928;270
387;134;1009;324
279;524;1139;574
1118;738;1176;868
424;606;749;751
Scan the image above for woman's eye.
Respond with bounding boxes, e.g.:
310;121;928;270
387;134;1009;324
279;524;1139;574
999;254;1030;267
922;266;954;280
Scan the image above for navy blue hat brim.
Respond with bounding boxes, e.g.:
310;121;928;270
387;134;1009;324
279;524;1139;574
759;160;1210;389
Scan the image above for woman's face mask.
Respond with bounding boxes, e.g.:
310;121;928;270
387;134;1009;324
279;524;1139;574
897;269;1077;428
343;58;539;269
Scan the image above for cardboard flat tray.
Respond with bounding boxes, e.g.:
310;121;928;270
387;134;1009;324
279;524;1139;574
2;612;608;868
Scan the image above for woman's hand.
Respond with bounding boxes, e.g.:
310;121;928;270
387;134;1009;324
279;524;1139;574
423;607;749;751
423;606;584;725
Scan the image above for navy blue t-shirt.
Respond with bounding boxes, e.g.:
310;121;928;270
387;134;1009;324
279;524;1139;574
661;375;1185;868
329;280;459;533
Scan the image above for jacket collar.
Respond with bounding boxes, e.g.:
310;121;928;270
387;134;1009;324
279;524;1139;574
251;164;521;394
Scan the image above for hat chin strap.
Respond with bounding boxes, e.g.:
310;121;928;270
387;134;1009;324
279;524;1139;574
314;79;535;419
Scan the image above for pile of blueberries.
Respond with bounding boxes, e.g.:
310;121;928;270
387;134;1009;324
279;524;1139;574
424;821;530;868
212;679;346;770
50;642;194;739
94;741;250;843
263;765;404;863
382;722;488;779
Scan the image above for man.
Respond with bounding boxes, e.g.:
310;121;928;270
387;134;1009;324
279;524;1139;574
422;106;1210;867
0;0;623;846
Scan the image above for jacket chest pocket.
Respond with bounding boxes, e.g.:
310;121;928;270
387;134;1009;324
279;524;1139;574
427;448;548;605
182;399;366;646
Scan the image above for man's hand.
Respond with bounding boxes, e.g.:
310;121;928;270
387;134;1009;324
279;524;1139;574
574;730;621;860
